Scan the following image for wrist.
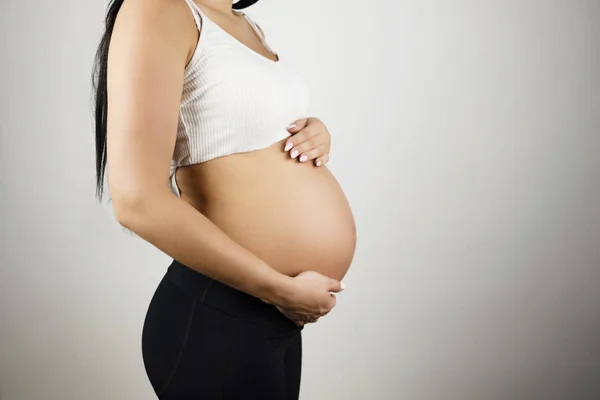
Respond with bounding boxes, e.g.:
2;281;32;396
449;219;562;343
258;271;295;307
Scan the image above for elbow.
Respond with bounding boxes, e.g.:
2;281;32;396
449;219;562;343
110;183;171;228
112;193;147;229
112;186;165;229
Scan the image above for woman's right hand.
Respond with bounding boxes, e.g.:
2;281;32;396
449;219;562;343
277;271;345;321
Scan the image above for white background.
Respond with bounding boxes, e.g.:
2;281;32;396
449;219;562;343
1;0;599;399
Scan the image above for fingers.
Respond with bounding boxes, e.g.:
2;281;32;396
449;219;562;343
314;153;329;167
312;295;336;320
287;118;310;134
327;279;346;293
296;144;328;163
328;293;337;311
284;125;320;155
288;138;327;162
287;271;344;321
284;118;330;162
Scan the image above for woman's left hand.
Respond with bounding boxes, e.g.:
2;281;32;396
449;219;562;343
284;117;331;167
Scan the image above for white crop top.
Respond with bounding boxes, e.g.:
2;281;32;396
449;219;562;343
171;0;310;196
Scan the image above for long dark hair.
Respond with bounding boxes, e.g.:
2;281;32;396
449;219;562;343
92;0;125;202
92;0;259;202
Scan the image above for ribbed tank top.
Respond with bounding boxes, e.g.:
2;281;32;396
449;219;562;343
171;0;310;196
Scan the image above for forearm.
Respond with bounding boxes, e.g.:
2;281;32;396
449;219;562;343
114;190;293;304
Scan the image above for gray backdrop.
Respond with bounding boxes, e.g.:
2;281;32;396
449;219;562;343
1;0;599;399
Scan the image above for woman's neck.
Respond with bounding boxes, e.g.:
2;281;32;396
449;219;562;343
195;0;234;14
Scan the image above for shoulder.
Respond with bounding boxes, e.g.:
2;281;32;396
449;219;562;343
117;0;194;22
114;0;197;40
111;0;199;62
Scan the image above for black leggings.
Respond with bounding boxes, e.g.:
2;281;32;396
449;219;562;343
142;260;303;399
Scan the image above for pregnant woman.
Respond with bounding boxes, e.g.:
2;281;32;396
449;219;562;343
92;0;356;398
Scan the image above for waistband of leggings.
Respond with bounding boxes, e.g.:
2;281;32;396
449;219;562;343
165;259;301;331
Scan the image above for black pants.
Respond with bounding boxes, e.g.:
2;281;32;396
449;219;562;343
142;260;303;399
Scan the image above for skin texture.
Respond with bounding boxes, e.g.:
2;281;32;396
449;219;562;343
106;0;344;322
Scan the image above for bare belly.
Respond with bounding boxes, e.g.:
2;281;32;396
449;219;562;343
175;138;356;281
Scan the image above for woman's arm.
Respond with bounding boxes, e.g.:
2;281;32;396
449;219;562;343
106;0;341;315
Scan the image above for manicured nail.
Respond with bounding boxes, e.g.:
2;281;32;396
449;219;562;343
290;149;299;158
299;155;308;162
284;142;293;152
316;160;322;167
340;282;347;290
287;123;297;130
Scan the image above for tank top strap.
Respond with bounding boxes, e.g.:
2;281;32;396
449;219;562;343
235;11;263;39
235;11;278;58
183;0;204;31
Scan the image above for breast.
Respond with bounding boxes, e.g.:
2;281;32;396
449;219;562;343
174;47;310;167
176;138;357;281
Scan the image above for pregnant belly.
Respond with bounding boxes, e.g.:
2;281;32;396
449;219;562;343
175;139;357;281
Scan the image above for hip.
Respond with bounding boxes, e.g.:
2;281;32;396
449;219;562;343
142;260;302;397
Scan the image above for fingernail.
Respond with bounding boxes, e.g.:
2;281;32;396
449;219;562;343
290;149;299;158
299;155;308;162
284;142;293;152
341;282;347;290
316;160;322;167
287;123;297;130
